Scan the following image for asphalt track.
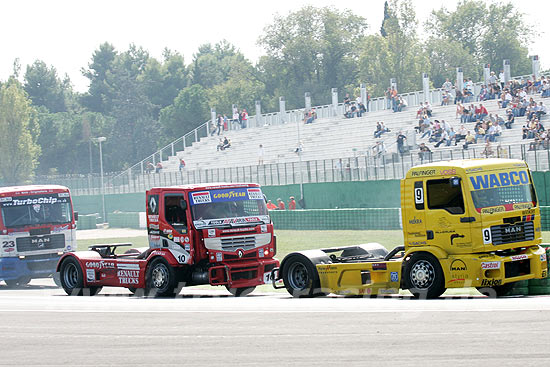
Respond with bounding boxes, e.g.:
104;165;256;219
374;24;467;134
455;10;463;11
1;280;550;366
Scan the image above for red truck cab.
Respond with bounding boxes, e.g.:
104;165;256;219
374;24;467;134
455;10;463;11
57;183;279;297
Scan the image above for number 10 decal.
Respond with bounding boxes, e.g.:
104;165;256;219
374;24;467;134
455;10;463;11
482;228;492;244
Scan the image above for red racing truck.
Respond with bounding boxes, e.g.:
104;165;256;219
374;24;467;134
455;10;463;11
0;185;77;286
57;183;279;297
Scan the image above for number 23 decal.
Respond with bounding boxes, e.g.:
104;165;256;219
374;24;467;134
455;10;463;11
2;241;15;248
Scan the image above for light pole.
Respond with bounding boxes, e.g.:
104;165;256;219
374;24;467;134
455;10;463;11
94;137;107;225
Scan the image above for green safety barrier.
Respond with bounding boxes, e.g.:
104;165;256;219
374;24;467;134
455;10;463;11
108;212;142;229
76;214;98;230
269;208;402;230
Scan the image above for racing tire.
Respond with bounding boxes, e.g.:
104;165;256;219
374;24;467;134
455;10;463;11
52;272;62;287
282;255;326;298
59;257;102;296
145;257;180;298
403;253;446;299
477;282;515;298
5;276;31;288
226;286;256;297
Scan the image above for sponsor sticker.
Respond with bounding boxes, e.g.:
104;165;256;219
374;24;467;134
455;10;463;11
541;253;547;262
247;188;264;200
208;229;216;238
191;191;212;204
372;263;387;270
511;254;528;261
481;261;501;270
390;272;399;282
86;269;95;282
216;252;222;262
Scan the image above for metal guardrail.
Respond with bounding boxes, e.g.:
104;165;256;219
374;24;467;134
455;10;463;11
32;141;550;196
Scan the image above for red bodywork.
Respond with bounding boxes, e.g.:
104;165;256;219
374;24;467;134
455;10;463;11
58;183;279;291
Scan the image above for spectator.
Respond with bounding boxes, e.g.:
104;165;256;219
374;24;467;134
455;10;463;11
179;159;186;171
537;102;547;120
223;114;228;131
475;104;488;121
483;141;494;158
418;143;431;162
397;96;408;112
374;121;389;138
288;196;296;210
258;144;265;165
294;140;304;154
441;91;451;106
442;78;453;94
357;102;367;117
216;138;224;151
434;129;449;148
463;131;476;149
343;93;351;107
391;87;398;112
345;102;358;118
276;198;285;210
155;162;163;173
372;140;386;159
232;108;240;129
146;162;155;173
385;88;392;109
416;102;425;119
454;88;464;104
455;125;467;144
240;109;248;128
456;102;464;119
266;200;277;210
505;110;515;129
396;132;407;155
424;101;432;117
222;137;231;150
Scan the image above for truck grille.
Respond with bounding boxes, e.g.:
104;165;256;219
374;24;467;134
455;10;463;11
491;221;534;246
221;236;256;252
16;234;65;252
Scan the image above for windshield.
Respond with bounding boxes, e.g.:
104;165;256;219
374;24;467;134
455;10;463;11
0;193;73;228
189;187;269;229
469;170;537;212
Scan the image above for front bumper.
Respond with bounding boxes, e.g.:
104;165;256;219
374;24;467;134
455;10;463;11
208;258;280;288
0;253;61;281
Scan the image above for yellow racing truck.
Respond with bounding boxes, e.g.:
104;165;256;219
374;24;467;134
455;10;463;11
274;158;547;298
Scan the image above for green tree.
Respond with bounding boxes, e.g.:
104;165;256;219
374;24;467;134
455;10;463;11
159;84;209;141
0;79;40;184
23;60;67;113
358;0;427;96
426;1;532;77
81;42;117;113
258;6;368;108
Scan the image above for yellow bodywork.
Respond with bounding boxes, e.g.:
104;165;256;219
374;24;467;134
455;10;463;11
314;159;547;296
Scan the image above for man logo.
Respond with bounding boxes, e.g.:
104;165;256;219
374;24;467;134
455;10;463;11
450;259;467;272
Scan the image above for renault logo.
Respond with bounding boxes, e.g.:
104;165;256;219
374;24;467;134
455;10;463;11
237;249;244;258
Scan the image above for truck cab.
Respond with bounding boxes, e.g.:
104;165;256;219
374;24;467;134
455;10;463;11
57;183;279;297
276;159;547;299
0;185;76;286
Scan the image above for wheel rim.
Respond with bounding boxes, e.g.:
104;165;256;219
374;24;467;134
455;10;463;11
152;264;169;289
287;262;309;290
410;260;435;289
63;263;79;289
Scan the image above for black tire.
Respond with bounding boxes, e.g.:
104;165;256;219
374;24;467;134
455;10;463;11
282;255;325;298
5;276;31;288
59;257;102;296
477;282;515;297
52;272;62;287
145;257;180;297
403;253;446;299
226;286;256;297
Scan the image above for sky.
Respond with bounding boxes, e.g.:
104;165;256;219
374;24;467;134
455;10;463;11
1;0;549;92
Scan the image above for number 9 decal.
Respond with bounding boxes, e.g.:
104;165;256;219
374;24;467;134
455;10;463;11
482;228;492;244
414;188;424;204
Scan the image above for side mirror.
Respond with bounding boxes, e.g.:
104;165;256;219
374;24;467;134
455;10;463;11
450;177;461;187
74;211;79;221
263;194;268;204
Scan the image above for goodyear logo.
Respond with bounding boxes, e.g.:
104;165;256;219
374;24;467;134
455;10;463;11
212;190;246;199
469;170;529;190
481;206;505;214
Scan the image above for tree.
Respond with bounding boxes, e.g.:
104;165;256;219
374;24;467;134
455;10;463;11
426;0;533;78
358;0;427;96
23;60;67;113
380;1;390;37
159;84;209;141
81;42;117;113
0;79;40;184
258;6;368;108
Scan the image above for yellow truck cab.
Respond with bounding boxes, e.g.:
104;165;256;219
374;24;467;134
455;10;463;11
275;158;547;298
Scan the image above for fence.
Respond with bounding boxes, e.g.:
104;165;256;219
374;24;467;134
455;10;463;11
33;141;550;196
